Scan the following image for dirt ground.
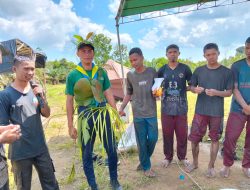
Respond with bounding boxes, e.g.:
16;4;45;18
31;121;250;190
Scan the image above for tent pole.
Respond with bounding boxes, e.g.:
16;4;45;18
116;22;127;96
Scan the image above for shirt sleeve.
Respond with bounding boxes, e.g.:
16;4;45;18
157;66;164;78
190;68;198;87
65;72;75;96
102;69;111;92
0;91;11;125
185;65;192;85
226;69;234;90
231;62;239;85
126;72;133;95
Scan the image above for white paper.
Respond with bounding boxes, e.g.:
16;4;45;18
152;78;164;91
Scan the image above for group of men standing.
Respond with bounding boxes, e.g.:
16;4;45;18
0;36;249;190
119;37;250;182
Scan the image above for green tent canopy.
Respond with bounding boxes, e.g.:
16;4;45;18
116;0;249;24
115;0;249;95
117;0;213;18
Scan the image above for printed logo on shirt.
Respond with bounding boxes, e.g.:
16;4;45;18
179;73;184;78
139;80;147;86
32;97;39;107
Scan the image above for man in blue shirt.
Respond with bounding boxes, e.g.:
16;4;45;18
0;55;59;190
220;37;250;178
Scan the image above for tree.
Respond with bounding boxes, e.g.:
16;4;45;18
92;34;112;66
150;57;167;69
46;59;75;84
111;44;129;63
73;33;113;66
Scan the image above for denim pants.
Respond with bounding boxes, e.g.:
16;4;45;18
80;110;118;189
11;151;59;190
134;117;158;171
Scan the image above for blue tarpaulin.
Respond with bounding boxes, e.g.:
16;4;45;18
0;39;47;74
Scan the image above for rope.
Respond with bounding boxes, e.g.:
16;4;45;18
175;159;203;190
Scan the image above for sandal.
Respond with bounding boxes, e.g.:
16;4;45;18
185;163;198;173
161;159;171;168
242;167;250;178
144;169;156;178
206;168;216;178
220;166;230;178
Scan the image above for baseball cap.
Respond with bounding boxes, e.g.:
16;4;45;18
77;42;95;51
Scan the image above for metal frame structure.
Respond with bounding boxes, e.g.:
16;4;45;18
115;0;250;96
116;0;249;24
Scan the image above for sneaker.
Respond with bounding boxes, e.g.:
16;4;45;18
110;179;122;190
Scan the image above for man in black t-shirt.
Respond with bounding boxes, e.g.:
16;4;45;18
186;43;234;178
158;44;192;168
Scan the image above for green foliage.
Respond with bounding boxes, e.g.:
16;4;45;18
150;57;167;69
92;34;112;66
46;58;75;84
220;53;245;67
0;73;14;89
73;33;113;66
111;44;129;64
67;164;76;183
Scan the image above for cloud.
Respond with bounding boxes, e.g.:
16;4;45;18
137;2;250;54
108;0;120;17
138;28;160;49
0;0;133;52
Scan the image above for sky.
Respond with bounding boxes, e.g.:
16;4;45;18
0;0;249;63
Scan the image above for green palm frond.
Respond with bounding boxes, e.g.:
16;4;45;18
73;32;95;47
77;104;124;148
86;32;94;40
73;34;84;43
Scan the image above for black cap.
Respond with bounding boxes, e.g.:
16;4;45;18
77;42;94;51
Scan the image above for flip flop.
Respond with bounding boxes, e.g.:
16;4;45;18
219;167;230;178
180;159;191;167
206;168;216;178
144;169;156;178
185;163;198;173
242;167;250;178
161;159;171;168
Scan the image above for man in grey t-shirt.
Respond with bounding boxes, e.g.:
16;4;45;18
186;43;234;178
119;47;158;177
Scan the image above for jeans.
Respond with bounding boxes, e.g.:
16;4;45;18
80;110;118;189
134;117;158;171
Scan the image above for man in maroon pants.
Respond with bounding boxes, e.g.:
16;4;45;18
158;44;192;168
220;37;250;178
186;43;234;178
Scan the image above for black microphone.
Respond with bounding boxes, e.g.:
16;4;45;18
30;80;45;108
